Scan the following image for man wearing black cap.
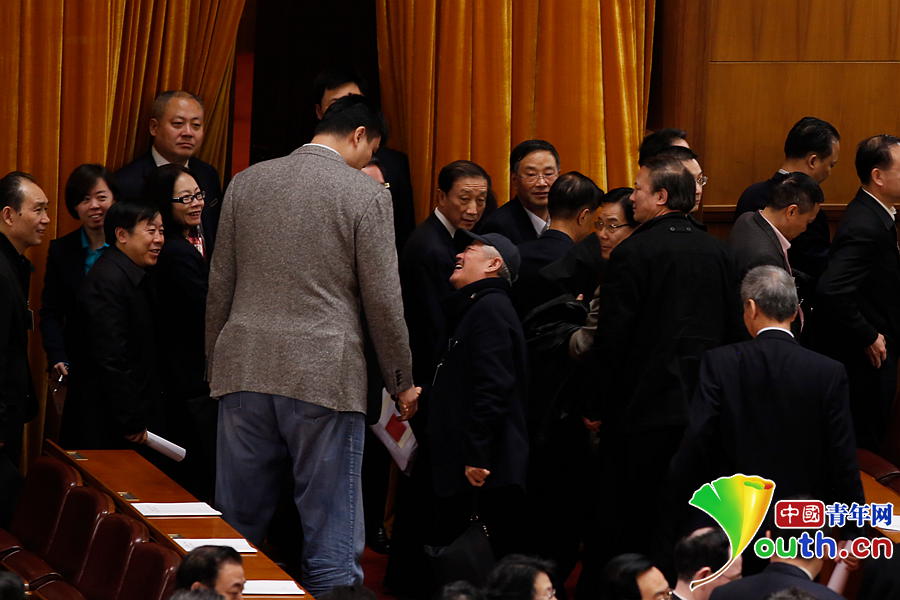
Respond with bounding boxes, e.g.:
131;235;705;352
426;231;529;559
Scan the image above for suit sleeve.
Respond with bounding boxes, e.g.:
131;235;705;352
82;278;145;435
39;243;69;366
205;179;238;369
356;187;414;395
0;282;16;442
401;246;452;385
462;300;517;469
816;231;880;348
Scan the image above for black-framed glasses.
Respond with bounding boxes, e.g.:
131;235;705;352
172;190;206;204
519;172;558;185
595;221;632;232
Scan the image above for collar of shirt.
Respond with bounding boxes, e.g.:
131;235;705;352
303;143;343;160
793;563;814;580
107;246;147;287
756;326;794;338
434;208;457;238
758;210;792;254
525;205;548;236
777;168;790;175
861;187;897;219
80;228;109;273
151;145;190;168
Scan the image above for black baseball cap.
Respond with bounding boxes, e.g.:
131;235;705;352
457;230;520;282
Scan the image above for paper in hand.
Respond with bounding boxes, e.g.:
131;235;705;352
146;431;187;462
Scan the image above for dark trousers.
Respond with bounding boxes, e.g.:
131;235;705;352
0;426;23;528
845;351;897;452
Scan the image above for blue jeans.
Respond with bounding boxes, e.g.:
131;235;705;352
216;392;365;596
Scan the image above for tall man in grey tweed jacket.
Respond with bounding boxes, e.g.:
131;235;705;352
206;95;419;595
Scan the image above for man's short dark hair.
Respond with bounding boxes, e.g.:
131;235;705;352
600;553;655;600
437;160;491;194
509;139;560;174
65;164;116;219
103;200;160;245
317;585;377;600
639;127;688;164
312;67;369;105
314;94;387;141
768;172;823;213
175;545;243;591
484;554;555;600
652;145;699;165
150;90;204;121
168;590;223;600
783;117;840;160
602;187;638;227
439;580;482;600
548;171;603;220
0;171;37;212
855;134;900;185
642;155;695;213
741;265;799;322
674;528;730;583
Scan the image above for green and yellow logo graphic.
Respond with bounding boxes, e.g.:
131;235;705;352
688;474;776;590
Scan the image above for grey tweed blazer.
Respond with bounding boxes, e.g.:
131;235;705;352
206;144;413;413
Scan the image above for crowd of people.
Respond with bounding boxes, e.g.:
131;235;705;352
1;67;899;600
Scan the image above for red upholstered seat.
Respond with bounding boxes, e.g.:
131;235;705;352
116;542;181;600
30;580;87;600
0;456;80;557
75;513;148;600
4;486;113;589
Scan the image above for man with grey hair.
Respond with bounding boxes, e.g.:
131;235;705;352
670;265;863;523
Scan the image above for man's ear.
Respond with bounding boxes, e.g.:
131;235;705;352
656;188;669;207
1;205;15;227
190;582;203;591
806;152;820;171
315;104;325;120
486;256;502;274
353;126;366;146
785;204;800;219
115;226;129;245
694;566;713;581
871;167;884;188
576;207;591;226
149;118;160;137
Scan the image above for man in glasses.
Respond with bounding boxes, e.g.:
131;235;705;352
113;90;223;254
480;139;561;244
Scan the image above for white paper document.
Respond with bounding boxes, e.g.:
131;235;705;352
242;580;305;595
174;538;257;553
132;502;222;517
369;389;417;474
145;431;187;462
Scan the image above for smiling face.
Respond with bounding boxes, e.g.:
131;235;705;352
449;242;500;289
512;150;559;213
437;176;488;230
171;172;204;231
150;96;204;164
1;178;50;252
116;213;164;267
75;178;114;233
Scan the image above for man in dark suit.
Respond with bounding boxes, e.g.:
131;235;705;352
479;140;560;244
710;528;843;600
0;172;47;526
112;90;222;255
427;231;527;559
670;265;863;520
313;68;416;251
672;528;739;600
514;171;602;317
65;202;165;450
638;127;689;165
729;173;823;338
578;155;739;594
817;134;900;451
736;117;841;291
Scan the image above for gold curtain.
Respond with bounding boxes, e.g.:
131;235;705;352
0;0;245;463
376;0;656;222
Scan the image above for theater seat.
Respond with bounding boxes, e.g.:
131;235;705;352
857;449;900;485
75;513;149;600
30;580;86;600
0;456;81;557
3;486;113;589
116;542;181;600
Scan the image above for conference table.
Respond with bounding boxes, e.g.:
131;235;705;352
45;442;309;599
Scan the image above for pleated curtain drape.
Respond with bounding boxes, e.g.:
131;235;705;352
0;0;244;461
376;0;655;222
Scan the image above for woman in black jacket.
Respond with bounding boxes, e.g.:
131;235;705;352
144;164;216;500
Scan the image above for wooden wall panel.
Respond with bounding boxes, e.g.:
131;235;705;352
653;0;900;218
709;0;900;62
